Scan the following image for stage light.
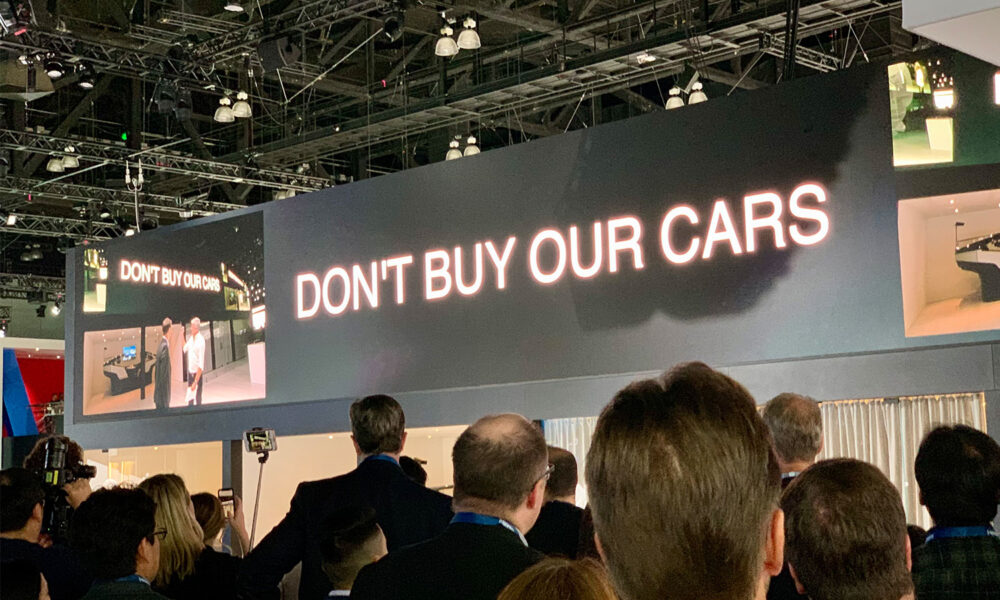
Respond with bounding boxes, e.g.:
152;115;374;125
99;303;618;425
44;57;64;79
445;138;462;160
61;146;79;169
77;64;95;89
46;156;65;173
5;212;16;226
688;81;707;104
124;228;136;237
636;52;656;65
456;17;481;50
232;91;252;118
435;25;459;57
665;86;685;109
214;96;235;123
463;135;480;157
224;1;244;11
50;301;61;316
30;248;42;260
383;7;404;42
98;204;112;219
36;305;46;318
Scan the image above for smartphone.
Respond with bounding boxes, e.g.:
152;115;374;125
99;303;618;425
244;428;277;453
218;488;235;519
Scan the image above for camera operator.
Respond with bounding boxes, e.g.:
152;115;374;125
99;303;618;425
22;435;96;546
1;468;93;600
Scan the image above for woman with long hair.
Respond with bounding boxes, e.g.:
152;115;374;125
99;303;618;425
138;474;241;600
498;558;618;600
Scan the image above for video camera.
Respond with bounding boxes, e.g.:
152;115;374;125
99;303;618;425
34;437;96;541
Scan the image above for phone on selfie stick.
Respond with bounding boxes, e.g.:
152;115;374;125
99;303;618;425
244;427;277;550
218;488;235;519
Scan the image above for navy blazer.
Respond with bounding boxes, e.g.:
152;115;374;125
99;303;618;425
237;457;452;600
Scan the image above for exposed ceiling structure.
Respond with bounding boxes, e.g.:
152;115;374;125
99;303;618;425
0;0;922;292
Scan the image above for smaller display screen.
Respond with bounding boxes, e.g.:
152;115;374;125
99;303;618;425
122;345;136;361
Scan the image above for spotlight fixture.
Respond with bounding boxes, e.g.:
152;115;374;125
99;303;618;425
665;86;685;109
456;17;481;50
688;81;707;104
50;301;61;316
44;56;64;79
36;304;47;318
463;135;480;157
214;96;235;122
232;91;252;118
98;204;112;219
383;7;405;42
61;146;79;169
30;248;43;260
77;64;95;89
45;156;65;173
224;1;244;12
435;25;459;57
4;211;16;226
124;228;136;237
445;138;462;160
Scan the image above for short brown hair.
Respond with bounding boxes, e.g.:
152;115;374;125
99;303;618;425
162;318;172;335
782;459;912;600
586;362;779;600
546;446;578;501
761;393;822;464
498;558;617;600
191;493;225;543
350;395;405;455
23;435;86;472
452;414;548;509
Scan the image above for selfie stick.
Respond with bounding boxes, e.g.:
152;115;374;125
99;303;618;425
249;450;269;549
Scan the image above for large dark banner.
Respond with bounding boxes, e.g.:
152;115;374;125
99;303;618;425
264;65;900;404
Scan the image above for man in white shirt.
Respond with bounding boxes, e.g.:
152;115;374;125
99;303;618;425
183;317;206;406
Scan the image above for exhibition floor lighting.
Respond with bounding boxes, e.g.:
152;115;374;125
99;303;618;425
61;146;79;169
5;212;16;226
435;25;459;57
44;57;64;79
214;97;235;123
232;91;252;118
457;17;481;50
45;156;65;173
666;86;685;109
688;82;708;104
50;301;61;316
445;138;462;160
224;1;244;11
463;135;480;156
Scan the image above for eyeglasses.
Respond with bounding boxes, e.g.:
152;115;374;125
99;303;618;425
148;529;168;542
537;463;555;483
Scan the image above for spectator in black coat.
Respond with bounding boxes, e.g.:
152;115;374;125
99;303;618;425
1;468;92;600
2;559;51;600
138;474;241;600
238;395;453;600
525;446;585;558
351;413;548;600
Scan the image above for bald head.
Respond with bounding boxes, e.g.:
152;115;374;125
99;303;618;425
761;393;822;465
453;414;548;510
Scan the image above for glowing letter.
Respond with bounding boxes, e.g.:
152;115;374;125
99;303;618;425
119;259;131;281
789;184;830;246
702;200;743;259
384;255;413;304
744;192;786;253
660;206;701;264
608;217;645;273
569;222;603;278
424;250;452;300
454;243;484;296
321;267;351;315
352;262;379;311
485;237;517;290
529;229;567;284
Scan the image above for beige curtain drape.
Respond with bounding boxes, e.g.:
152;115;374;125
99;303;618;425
542;416;598;507
819;392;986;529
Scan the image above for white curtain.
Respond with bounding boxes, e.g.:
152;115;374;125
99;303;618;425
542;416;598;507
819;393;986;529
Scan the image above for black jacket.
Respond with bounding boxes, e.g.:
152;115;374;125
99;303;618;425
525;500;585;558
0;538;92;600
768;474;807;600
157;547;241;600
153;337;171;410
350;522;544;600
81;581;169;600
237;457;452;600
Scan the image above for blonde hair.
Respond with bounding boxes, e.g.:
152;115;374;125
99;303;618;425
498;558;618;600
137;474;205;587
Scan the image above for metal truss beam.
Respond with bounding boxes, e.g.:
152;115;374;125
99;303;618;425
1;213;117;241
0;273;66;297
0;130;331;192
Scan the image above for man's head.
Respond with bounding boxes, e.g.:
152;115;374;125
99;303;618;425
782;459;912;600
70;487;160;582
319;506;387;591
545;446;578;504
23;435;93;509
452;413;549;534
0;468;45;539
161;318;172;335
586;362;783;600
761;393;822;470
190;317;200;334
399;456;428;486
349;395;406;457
915;424;1000;526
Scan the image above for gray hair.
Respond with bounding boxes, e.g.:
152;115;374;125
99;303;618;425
190;317;201;329
761;393;823;463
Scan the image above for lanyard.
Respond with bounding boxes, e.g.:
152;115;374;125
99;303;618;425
451;512;527;546
112;575;150;585
925;526;997;543
782;472;801;480
363;454;400;467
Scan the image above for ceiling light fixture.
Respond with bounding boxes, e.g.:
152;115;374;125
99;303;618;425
232;91;252;118
98;204;112;219
214;96;235;122
463;135;480;157
36;305;47;318
383;6;405;42
456;17;481;50
5;212;16;226
224;1;244;12
44;56;64;79
435;25;458;57
665;86;685;109
61;146;79;169
46;156;65;173
124;228;136;237
688;81;708;104
50;301;61;316
445;138;462;160
77;65;95;89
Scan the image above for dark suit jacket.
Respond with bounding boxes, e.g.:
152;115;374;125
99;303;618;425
768;473;807;600
153;338;171;410
0;538;93;600
350;522;544;600
237;457;452;600
913;535;1000;600
81;581;169;600
157;547;241;600
525;500;584;558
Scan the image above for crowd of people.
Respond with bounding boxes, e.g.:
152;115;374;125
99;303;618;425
2;362;999;600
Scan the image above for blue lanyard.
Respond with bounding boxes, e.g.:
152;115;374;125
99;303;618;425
451;512;527;546
925;526;997;543
112;575;150;585
363;454;400;466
